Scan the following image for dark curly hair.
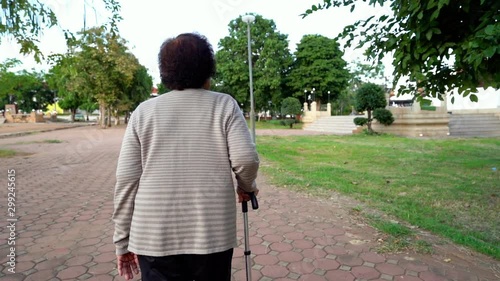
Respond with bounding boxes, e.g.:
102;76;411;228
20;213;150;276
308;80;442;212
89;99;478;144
158;33;216;90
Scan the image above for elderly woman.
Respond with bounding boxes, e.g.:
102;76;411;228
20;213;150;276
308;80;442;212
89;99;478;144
112;33;259;281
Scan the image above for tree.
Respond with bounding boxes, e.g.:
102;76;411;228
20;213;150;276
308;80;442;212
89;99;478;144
354;83;387;133
119;64;153;124
157;83;170;95
287;35;350;105
0;0;122;62
0;59;54;112
65;27;140;128
280;97;302;128
215;14;293;112
334;60;386;115
303;0;500;102
47;54;83;121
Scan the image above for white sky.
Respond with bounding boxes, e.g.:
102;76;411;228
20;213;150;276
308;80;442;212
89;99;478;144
0;0;393;85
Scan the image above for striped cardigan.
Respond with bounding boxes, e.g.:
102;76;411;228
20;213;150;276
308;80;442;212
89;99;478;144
113;89;259;256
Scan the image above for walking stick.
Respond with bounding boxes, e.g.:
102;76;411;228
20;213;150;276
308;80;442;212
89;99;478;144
242;192;259;281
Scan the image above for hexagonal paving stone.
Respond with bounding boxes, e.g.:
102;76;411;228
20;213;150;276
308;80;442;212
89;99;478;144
292;240;315;250
301;248;327;259
419;271;448;281
254;255;279;265
324;269;355;281
313;258;340;271
287;261;316;275
324;246;348;256
94;252;116;263
360;252;386;264
277;251;303;263
337;254;364;267
233;268;262;280
376;263;405;276
324;228;345;236
284;232;305;240
351;265;381;279
88;262;115;275
56;265;87;279
25;269;55;281
270;242;294;252
262;265;290;278
263;234;284;243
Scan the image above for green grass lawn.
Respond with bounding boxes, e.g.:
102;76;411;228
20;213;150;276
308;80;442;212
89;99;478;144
257;134;500;259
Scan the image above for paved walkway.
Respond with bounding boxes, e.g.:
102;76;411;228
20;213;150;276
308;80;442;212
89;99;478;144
0;126;498;281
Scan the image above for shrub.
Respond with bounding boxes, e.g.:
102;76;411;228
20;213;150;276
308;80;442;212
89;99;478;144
373;108;395;126
281;97;302;116
354;83;387;132
281;97;302;128
353;117;368;126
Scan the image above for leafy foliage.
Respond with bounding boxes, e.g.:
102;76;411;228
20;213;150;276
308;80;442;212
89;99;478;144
355;83;387;132
46;54;82;120
280;97;302;128
373;108;394;126
0;0;123;62
0;59;54;112
303;0;500;101
215;14;293;112
287;35;350;104
335;60;386;115
353;117;368;126
280;97;302;116
47;27;149;126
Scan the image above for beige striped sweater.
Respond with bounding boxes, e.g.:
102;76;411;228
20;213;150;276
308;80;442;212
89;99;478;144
113;89;259;256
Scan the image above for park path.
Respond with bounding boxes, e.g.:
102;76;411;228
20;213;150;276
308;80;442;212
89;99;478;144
0;125;498;281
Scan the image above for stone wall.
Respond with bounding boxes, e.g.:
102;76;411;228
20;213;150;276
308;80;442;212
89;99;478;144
5;112;46;123
372;103;449;137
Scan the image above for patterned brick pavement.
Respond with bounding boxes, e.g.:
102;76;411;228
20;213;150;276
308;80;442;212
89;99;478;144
0;125;498;281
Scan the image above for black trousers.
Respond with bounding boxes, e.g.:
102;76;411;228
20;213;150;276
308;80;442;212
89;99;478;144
138;249;233;281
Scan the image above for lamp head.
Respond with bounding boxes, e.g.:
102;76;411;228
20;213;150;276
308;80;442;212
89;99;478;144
242;14;256;23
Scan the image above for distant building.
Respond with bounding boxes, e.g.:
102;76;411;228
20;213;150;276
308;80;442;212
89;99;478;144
150;87;159;98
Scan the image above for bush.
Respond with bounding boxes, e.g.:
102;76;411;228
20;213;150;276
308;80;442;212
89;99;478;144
280;119;299;128
281;97;302;117
353;117;368;126
373;108;395;126
421;105;437;111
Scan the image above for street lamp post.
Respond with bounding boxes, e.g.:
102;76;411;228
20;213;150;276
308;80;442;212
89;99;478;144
328;91;330;103
242;14;256;143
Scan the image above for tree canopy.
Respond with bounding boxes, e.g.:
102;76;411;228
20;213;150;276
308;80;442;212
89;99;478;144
287;34;350;103
47;27;150;126
215;14;293;111
304;0;500;102
0;0;122;62
0;58;54;113
354;82;388;132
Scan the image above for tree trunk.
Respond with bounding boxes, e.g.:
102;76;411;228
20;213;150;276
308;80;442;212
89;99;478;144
367;109;373;132
114;110;120;126
99;103;107;129
71;108;76;122
107;108;112;127
125;112;129;124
